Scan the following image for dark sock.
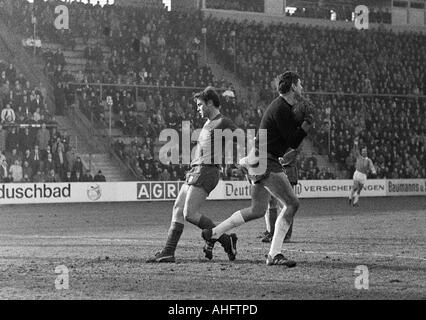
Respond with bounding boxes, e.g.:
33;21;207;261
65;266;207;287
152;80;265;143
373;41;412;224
268;207;278;234
198;215;227;246
197;215;216;229
164;222;184;255
285;222;293;239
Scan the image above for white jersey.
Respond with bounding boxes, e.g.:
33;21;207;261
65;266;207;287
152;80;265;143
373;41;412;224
355;156;375;175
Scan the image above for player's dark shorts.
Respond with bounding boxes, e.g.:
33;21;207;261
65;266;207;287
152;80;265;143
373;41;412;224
248;154;284;184
185;165;220;195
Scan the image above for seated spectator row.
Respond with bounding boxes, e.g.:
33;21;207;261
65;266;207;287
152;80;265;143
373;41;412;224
0;123;81;183
204;16;425;98
4;0;215;89
310;94;425;179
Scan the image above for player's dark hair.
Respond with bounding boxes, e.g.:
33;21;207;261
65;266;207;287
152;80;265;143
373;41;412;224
276;71;300;94
193;86;220;108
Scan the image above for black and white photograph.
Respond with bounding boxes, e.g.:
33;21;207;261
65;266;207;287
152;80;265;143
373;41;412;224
0;0;424;307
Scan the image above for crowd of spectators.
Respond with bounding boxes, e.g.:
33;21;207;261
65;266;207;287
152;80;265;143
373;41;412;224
205;17;425;97
204;16;425;179
0;60;88;183
314;94;426;179
206;0;264;13
1;1;423;181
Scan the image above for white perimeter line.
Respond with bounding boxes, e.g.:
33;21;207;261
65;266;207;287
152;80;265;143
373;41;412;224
1;235;425;262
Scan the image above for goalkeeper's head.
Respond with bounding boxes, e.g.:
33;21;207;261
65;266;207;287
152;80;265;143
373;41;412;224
276;71;303;97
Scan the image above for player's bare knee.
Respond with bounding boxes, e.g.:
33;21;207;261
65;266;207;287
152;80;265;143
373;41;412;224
183;209;197;224
287;197;300;212
173;203;183;217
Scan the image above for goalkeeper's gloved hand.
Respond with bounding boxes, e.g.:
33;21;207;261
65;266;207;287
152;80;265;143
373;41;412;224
279;148;297;167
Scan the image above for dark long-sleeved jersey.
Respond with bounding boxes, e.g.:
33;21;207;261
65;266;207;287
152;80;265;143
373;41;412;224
257;96;307;159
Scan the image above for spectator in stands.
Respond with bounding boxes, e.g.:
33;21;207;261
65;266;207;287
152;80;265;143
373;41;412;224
42;153;55;175
19;127;34;153
142;162;153;180
1;103;16;123
36;123;51;151
159;168;170;181
82;169;93;182
3;172;13;183
45;168;60;182
94;169;106;182
72;156;84;175
9;159;23;182
33;108;42;122
22;160;32;181
52;136;65;176
33;170;45;183
0;124;6;152
63;171;72;182
30;145;42;173
66;146;77;173
7;148;20;167
0;158;8;182
22;151;33;173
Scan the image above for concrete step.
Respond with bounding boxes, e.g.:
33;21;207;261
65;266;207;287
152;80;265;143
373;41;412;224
74;37;106;46
42;42;63;51
203;49;248;100
64;65;85;72
66;57;87;66
63;50;84;58
80;153;130;182
66;44;110;56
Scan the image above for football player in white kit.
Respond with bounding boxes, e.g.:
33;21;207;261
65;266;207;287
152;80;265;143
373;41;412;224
349;138;376;207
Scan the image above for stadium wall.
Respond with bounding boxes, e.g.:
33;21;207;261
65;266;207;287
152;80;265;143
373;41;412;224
0;179;425;204
202;8;426;33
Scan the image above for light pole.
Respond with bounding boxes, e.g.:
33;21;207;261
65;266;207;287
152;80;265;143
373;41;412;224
31;9;37;56
326;106;331;155
106;95;113;138
230;30;236;74
201;27;207;62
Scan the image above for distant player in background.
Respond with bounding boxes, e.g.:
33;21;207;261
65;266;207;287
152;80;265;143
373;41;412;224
349;138;376;207
260;148;298;243
147;87;237;263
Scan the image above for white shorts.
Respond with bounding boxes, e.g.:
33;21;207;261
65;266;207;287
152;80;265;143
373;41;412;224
353;170;367;185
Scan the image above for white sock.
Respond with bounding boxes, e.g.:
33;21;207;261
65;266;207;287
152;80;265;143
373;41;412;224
265;209;270;233
268;216;291;258
354;194;360;204
212;210;245;239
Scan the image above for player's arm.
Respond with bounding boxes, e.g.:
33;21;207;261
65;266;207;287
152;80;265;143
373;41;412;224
353;138;361;158
368;159;377;176
279;148;297;166
274;106;307;149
